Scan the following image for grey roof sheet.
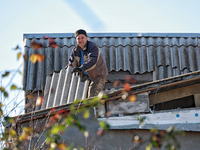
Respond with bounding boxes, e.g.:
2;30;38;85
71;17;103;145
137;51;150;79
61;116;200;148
37;68;89;111
23;33;200;92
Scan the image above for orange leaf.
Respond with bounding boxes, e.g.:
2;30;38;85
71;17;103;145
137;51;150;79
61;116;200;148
36;54;45;62
106;111;111;117
113;80;119;87
125;76;136;84
130;77;136;84
31;41;40;50
124;83;131;91
59;109;64;114
53;113;60;120
50;42;58;48
125;76;130;81
129;95;136;102
58;109;68;115
57;143;66;150
27;94;34;99
42;35;48;39
50;108;56;112
97;128;103;136
30;54;37;63
36;96;44;106
49;117;55;123
49;38;58;48
49;38;54;43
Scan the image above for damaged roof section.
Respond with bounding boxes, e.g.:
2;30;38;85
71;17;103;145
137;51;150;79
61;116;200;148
23;33;200;92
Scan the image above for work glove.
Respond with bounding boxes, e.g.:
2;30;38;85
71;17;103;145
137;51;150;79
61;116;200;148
81;74;90;82
71;67;83;74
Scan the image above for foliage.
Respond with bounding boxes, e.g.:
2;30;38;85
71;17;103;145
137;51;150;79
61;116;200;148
0;39;185;150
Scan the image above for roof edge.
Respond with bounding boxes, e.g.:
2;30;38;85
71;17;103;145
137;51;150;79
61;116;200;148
23;33;200;39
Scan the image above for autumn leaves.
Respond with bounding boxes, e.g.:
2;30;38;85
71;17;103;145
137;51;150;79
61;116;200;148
29;36;58;64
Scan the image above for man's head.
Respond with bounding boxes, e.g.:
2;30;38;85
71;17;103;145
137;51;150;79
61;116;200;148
75;29;87;49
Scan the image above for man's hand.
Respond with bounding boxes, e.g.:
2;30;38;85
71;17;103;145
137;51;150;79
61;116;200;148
71;67;82;73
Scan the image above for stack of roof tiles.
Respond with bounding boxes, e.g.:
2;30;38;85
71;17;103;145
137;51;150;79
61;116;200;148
36;67;89;110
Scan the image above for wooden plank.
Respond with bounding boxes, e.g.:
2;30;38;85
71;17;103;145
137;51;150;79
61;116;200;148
149;83;200;105
107;92;149;115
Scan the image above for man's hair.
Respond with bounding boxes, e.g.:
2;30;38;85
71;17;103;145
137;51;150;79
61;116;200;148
75;29;87;37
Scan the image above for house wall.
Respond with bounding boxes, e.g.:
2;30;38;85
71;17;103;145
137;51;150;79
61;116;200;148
9;109;200;150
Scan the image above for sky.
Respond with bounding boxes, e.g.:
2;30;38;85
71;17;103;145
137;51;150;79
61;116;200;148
0;0;200;116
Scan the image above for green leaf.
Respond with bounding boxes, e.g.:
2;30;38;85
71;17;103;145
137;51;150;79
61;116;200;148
46;137;51;144
146;143;152;150
102;94;108;99
2;71;10;78
150;128;157;132
18;70;22;75
58;125;66;132
66;145;73;150
51;126;60;134
4;116;10;122
78;125;85;132
65;116;73;126
82;99;88;104
1;133;9;141
99;121;110;130
70;105;75;111
83;110;90;119
73;99;81;105
9;129;16;137
0;86;8;98
10;84;18;90
51;125;66;134
53;134;61;140
78;146;84;150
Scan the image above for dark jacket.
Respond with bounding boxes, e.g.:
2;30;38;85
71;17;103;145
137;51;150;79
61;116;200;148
68;41;108;82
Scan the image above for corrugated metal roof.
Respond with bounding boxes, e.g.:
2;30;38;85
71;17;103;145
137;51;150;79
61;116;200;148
23;33;200;92
38;68;89;111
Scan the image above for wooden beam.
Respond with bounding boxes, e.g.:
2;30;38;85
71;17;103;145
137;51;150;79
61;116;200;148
149;83;200;105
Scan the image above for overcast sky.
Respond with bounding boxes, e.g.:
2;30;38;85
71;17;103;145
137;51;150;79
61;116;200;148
0;0;200;115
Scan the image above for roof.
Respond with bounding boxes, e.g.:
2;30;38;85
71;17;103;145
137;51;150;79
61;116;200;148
18;70;200;132
23;33;200;92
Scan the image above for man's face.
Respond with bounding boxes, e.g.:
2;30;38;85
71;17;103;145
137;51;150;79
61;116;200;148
76;34;87;49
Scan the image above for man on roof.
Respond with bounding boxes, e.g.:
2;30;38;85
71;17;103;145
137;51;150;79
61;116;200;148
67;29;108;98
